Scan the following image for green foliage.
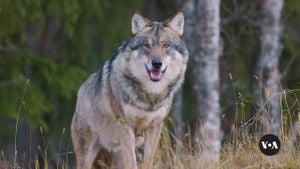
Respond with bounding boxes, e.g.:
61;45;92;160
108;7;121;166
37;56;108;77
0;50;87;130
0;0;142;138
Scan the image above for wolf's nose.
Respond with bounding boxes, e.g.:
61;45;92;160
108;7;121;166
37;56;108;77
152;58;162;69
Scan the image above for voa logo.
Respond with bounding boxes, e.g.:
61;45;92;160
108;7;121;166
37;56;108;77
261;140;279;150
259;134;281;156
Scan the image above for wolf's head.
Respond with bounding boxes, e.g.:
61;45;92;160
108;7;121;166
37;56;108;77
115;12;188;94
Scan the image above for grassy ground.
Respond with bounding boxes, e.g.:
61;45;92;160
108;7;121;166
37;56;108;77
153;127;300;169
1;126;300;169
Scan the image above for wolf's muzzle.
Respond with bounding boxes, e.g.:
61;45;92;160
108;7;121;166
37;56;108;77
145;60;167;82
152;58;162;69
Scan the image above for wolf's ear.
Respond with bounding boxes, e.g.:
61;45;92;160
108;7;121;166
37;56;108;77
165;12;184;36
131;11;151;35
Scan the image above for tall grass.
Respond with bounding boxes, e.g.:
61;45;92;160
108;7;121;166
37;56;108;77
153;126;300;169
2;118;300;168
152;88;300;169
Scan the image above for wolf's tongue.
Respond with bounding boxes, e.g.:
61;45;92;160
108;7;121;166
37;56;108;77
150;71;162;79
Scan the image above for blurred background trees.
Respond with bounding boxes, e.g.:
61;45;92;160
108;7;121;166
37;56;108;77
192;0;222;163
1;0;300;168
253;0;284;136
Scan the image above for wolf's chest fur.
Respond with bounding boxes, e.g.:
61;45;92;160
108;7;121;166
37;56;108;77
121;100;171;135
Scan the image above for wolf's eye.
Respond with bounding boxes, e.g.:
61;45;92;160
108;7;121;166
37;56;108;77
162;43;170;48
143;43;151;49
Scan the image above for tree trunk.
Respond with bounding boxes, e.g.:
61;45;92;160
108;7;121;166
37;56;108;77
253;0;283;136
193;0;221;164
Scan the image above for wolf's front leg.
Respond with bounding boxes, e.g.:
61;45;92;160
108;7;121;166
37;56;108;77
141;123;163;169
112;124;138;169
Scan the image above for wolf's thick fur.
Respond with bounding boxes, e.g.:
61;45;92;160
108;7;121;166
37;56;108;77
71;11;188;169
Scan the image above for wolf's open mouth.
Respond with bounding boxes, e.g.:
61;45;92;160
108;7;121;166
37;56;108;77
145;65;167;82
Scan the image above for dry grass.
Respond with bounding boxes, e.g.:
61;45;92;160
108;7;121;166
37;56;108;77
1;125;300;169
152;128;300;169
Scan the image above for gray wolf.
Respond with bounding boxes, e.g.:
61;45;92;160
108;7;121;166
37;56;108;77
71;11;188;169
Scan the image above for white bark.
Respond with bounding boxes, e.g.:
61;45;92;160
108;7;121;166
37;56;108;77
193;0;221;163
253;0;284;136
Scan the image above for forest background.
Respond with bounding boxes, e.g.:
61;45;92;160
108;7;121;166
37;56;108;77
1;0;300;168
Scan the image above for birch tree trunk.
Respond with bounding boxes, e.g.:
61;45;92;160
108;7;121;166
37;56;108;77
193;0;221;163
253;0;284;136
